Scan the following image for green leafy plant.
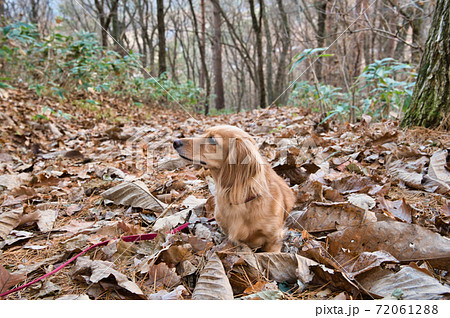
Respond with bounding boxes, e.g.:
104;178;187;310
289;48;416;123
0;22;203;109
356;58;416;119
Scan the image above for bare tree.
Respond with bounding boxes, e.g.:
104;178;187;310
188;0;210;114
212;0;225;110
249;0;266;108
156;0;166;76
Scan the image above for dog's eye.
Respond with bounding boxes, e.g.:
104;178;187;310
208;136;217;145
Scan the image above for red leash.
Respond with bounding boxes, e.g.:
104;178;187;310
0;218;214;298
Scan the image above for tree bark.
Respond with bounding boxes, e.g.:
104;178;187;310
199;0;206;90
262;3;273;105
273;0;291;105
314;0;328;82
157;0;166;76
249;0;266;108
94;0;119;48
212;1;225;110
401;0;450;129
188;0;210;114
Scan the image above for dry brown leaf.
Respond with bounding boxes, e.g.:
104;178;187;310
144;262;181;289
192;253;233;300
71;256;143;295
287;202;376;233
37;209;58;232
333;250;399;279
377;197;413;223
328;221;450;270
358;266;450;299
101;181;167;212
329;175;379;194
423;149;450;194
0;264;26;295
255;253;317;284
0;207;23;239
386;158;423;189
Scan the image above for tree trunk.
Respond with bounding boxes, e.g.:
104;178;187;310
212;1;225;110
401;0;450;130
262;4;273;105
249;0;266;108
157;0;166;76
411;1;425;66
273;0;291;106
199;0;206;90
314;0;328;82
188;0;210;114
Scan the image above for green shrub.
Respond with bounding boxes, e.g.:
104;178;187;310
0;22;203;108
289;52;416;122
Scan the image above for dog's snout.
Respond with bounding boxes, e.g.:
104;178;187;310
173;139;183;149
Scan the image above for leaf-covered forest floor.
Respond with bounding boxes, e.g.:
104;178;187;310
1;87;449;300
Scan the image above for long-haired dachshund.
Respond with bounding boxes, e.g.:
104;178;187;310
173;125;295;252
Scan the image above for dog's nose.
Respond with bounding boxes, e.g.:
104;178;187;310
173;139;183;149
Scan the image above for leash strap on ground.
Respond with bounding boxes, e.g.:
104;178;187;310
0;218;215;298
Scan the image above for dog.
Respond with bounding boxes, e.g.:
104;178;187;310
173;125;295;252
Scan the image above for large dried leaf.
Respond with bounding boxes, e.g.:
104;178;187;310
333;250;399;279
0;208;23;240
71;256;143;295
0;173;31;190
329;175;379;195
386;158;423;189
423;149;450;194
192;253;233;300
427;149;450;185
144;262;181;289
101;181;167;212
358;266;450;299
328;221;450;270
153;209;189;231
287;202;376;233
0;264;26;295
240;290;284;300
157;157;187;170
255;253;317;284
377;197;413;223
347;193;376;210
37;209;58;233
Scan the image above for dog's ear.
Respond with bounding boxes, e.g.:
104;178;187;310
219;137;264;189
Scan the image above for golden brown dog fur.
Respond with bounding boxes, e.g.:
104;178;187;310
174;125;295;252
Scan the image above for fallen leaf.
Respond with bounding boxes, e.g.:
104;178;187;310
386;158;423;189
144;262;181;289
37;209;58;232
148;285;188;300
240;289;284;300
347;193;376;210
333;250;399;279
377;197;413;223
181;195;207;210
0;207;23;239
287;202;376;233
101;181;167;212
358;266;450;299
0;173;31;190
71;256;143;295
157;157;187;170
0;264;26;295
255;253;317;284
328;221;450;270
192;253;233;300
153;209;189;231
423;149;450;194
